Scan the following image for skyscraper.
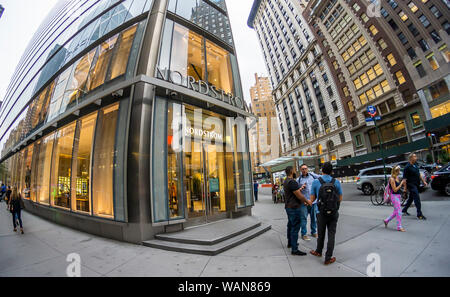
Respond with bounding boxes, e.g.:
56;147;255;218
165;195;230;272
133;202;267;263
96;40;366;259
248;0;354;164
249;73;279;174
302;0;449;166
0;5;4;20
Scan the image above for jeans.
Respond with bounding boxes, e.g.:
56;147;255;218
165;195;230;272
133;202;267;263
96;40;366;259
286;208;302;252
300;204;318;236
12;210;23;229
254;191;258;201
315;211;339;261
402;185;422;217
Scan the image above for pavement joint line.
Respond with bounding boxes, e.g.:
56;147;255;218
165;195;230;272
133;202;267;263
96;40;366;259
276;232;295;277
0;253;64;275
198;255;213;277
399;214;450;277
102;251;145;277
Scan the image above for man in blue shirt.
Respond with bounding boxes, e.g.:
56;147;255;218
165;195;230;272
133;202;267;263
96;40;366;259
297;164;320;241
309;162;343;265
253;180;259;202
0;183;6;202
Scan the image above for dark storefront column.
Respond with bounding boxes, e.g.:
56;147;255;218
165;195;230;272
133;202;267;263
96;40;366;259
125;0;169;243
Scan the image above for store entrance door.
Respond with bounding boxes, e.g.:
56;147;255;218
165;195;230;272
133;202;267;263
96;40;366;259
184;141;227;224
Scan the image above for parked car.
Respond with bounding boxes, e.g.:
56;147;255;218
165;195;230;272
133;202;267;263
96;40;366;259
431;163;450;196
395;160;436;173
357;165;430;195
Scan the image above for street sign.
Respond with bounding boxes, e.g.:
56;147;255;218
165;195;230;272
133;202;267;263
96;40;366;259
365;116;381;122
367;105;377;117
366;121;375;127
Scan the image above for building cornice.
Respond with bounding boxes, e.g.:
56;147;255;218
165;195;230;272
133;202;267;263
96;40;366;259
247;0;262;29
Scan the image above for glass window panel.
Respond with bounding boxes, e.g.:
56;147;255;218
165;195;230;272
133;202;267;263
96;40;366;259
110;25;138;80
367;68;376;81
47;66;73;122
92;103;119;218
71;112;97;213
88;35;119;91
64;48;98;110
50;123;76;209
381;80;391;92
206;40;233;94
374;63;383;76
374;84;383;97
170;24;206;82
35;133;55;205
21;145;33;199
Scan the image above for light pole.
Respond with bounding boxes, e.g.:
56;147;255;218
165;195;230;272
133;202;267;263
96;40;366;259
368;106;387;185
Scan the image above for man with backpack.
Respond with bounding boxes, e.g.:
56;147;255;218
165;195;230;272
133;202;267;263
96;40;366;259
284;166;312;256
309;162;343;265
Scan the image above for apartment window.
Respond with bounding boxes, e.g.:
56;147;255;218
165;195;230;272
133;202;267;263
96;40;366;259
355;134;364;147
443;21;450;34
395;71;406;84
336;116;342;128
439;44;450;63
343;86;350;97
381;80;391;93
408;23;420;36
359;93;368;105
389;0;398;9
347;101;355;112
430;30;442;43
399;11;409;22
366;68;376;81
369;25;378;35
415;61;427;77
361;13;369;22
407;47;417;59
340;132;346;144
419;39;430;52
387;98;397;111
374;63;383;76
354;78;362;90
388;19;398;31
410;112;422;128
366;89;376;101
353;3;360;11
419;14;430;28
373;84;383;97
430;5;443;18
328;87;334;98
378;38;388;49
387;53;397;66
427;53;440;70
408;2;418;13
397;32;408;45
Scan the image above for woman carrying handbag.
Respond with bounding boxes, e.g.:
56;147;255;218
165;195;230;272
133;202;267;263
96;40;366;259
383;166;407;232
9;187;25;234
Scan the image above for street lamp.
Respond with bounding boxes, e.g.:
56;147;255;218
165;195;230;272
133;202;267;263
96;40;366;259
367;106;387;184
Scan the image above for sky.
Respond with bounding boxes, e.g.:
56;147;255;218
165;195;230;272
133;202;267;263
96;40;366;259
0;0;267;107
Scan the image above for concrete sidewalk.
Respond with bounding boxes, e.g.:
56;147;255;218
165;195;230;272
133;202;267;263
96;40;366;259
0;192;449;277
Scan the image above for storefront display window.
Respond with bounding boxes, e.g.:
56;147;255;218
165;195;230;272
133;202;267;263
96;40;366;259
71;112;97;213
92;103;119;218
35;133;55;205
50;123;76;209
206;41;233;94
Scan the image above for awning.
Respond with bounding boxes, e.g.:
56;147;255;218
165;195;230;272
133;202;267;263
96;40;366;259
259;156;318;174
337;138;429;167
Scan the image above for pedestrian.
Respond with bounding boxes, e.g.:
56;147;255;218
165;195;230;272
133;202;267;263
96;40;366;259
253;180;259;202
297;164;320;241
383;166;407;232
272;183;279;203
5;186;12;208
309;162;343;265
284;166;312;256
0;183;6;202
9;187;25;234
402;153;428;220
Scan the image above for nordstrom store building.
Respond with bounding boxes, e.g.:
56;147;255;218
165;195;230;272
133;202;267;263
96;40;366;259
0;0;255;243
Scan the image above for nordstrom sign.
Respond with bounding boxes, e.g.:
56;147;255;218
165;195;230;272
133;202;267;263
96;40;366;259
156;67;250;113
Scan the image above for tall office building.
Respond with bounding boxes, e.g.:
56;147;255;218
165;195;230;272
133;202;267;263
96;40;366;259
0;5;4;20
248;0;354;164
302;0;449;166
0;0;265;251
249;73;279;175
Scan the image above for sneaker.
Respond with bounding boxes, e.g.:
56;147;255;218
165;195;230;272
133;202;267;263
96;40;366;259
20;229;24;234
302;235;311;241
292;250;307;256
402;211;411;216
418;215;427;220
311;234;318;238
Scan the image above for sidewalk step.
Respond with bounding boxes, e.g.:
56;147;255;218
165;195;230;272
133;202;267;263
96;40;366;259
143;224;271;256
155;217;262;246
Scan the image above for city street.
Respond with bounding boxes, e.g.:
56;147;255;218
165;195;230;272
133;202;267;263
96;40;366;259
1;185;449;277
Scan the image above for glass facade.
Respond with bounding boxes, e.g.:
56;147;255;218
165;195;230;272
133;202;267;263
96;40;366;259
0;1;149;157
1;104;122;219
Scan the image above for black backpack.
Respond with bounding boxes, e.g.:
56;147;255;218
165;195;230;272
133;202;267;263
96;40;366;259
317;177;339;216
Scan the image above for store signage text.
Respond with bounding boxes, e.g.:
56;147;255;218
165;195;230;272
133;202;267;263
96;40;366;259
156;67;249;112
185;127;223;141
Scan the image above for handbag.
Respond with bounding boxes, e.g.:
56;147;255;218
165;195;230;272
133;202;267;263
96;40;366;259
383;182;392;204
